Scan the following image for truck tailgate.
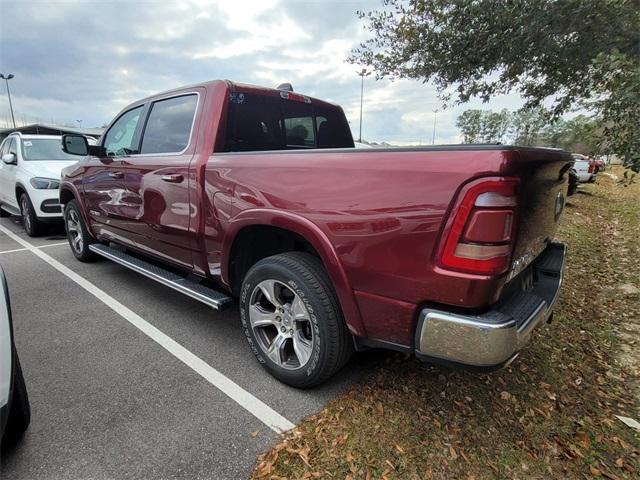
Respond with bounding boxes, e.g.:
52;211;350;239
506;149;573;280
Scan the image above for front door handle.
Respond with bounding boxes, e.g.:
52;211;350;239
108;171;124;179
161;174;184;183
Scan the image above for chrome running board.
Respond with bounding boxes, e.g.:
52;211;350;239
89;243;233;310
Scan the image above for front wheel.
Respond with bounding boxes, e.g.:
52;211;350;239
240;252;352;388
64;200;98;262
20;193;44;237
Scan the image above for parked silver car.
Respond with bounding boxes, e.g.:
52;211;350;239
0;266;30;450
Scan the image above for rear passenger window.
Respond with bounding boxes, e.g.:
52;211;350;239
140;94;198;154
223;92;354;152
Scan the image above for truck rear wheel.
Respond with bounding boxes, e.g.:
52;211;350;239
240;252;352;388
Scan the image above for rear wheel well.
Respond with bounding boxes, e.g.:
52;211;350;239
228;225;321;296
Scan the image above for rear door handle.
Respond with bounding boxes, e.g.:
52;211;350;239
108;171;124;179
161;174;184;183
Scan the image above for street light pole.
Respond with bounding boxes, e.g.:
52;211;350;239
0;73;16;128
432;109;439;145
357;68;371;143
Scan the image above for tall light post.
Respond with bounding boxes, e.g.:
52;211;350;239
356;68;371;142
0;73;16;128
431;109;439;145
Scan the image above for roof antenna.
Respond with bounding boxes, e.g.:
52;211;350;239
276;83;294;92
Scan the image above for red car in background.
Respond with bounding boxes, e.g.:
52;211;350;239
593;157;605;173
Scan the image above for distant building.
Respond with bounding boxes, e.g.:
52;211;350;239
0;123;104;143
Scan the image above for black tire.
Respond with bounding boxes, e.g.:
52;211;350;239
19;193;44;237
240;252;352;388
1;350;30;450
64;200;98;262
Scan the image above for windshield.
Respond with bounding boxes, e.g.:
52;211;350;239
21;138;78;161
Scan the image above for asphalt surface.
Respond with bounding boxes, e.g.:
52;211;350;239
0;216;379;480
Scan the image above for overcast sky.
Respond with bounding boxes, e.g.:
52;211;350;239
0;0;529;144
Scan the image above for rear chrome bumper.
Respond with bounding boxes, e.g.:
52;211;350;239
415;242;566;369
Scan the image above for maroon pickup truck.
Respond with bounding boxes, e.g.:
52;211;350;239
60;80;570;387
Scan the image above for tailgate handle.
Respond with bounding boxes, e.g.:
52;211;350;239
161;174;184;183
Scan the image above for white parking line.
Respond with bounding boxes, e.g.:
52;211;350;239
0;224;295;434
0;241;68;255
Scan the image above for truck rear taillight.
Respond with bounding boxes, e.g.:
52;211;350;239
437;177;519;276
588;161;595;173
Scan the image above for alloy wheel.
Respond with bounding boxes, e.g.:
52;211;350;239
66;209;83;254
20;197;31;232
249;279;315;370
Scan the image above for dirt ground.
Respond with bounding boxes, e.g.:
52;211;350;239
252;166;639;480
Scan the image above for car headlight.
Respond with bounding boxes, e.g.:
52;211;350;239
30;177;60;189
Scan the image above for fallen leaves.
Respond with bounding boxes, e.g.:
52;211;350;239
614;415;640;431
575;431;591;449
448;446;458;461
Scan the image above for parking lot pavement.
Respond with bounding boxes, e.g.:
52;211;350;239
0;217;374;480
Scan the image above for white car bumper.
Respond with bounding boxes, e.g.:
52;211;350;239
27;187;63;219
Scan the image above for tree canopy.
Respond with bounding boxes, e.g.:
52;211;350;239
350;0;639;171
456;108;601;154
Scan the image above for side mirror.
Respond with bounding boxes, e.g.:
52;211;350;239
62;134;107;158
62;134;89;156
1;153;16;165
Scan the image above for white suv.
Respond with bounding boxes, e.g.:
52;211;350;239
0;133;80;236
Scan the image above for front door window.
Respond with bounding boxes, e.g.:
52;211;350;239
103;106;143;156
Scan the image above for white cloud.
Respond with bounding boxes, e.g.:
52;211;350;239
191;0;309;60
0;0;530;143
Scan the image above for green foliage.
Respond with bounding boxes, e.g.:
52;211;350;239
350;0;640;171
541;115;601;154
456;109;510;144
455;110;482;143
588;51;640;172
457;107;604;153
510;107;550;147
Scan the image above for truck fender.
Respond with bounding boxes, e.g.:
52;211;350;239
221;209;366;338
59;183;95;240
